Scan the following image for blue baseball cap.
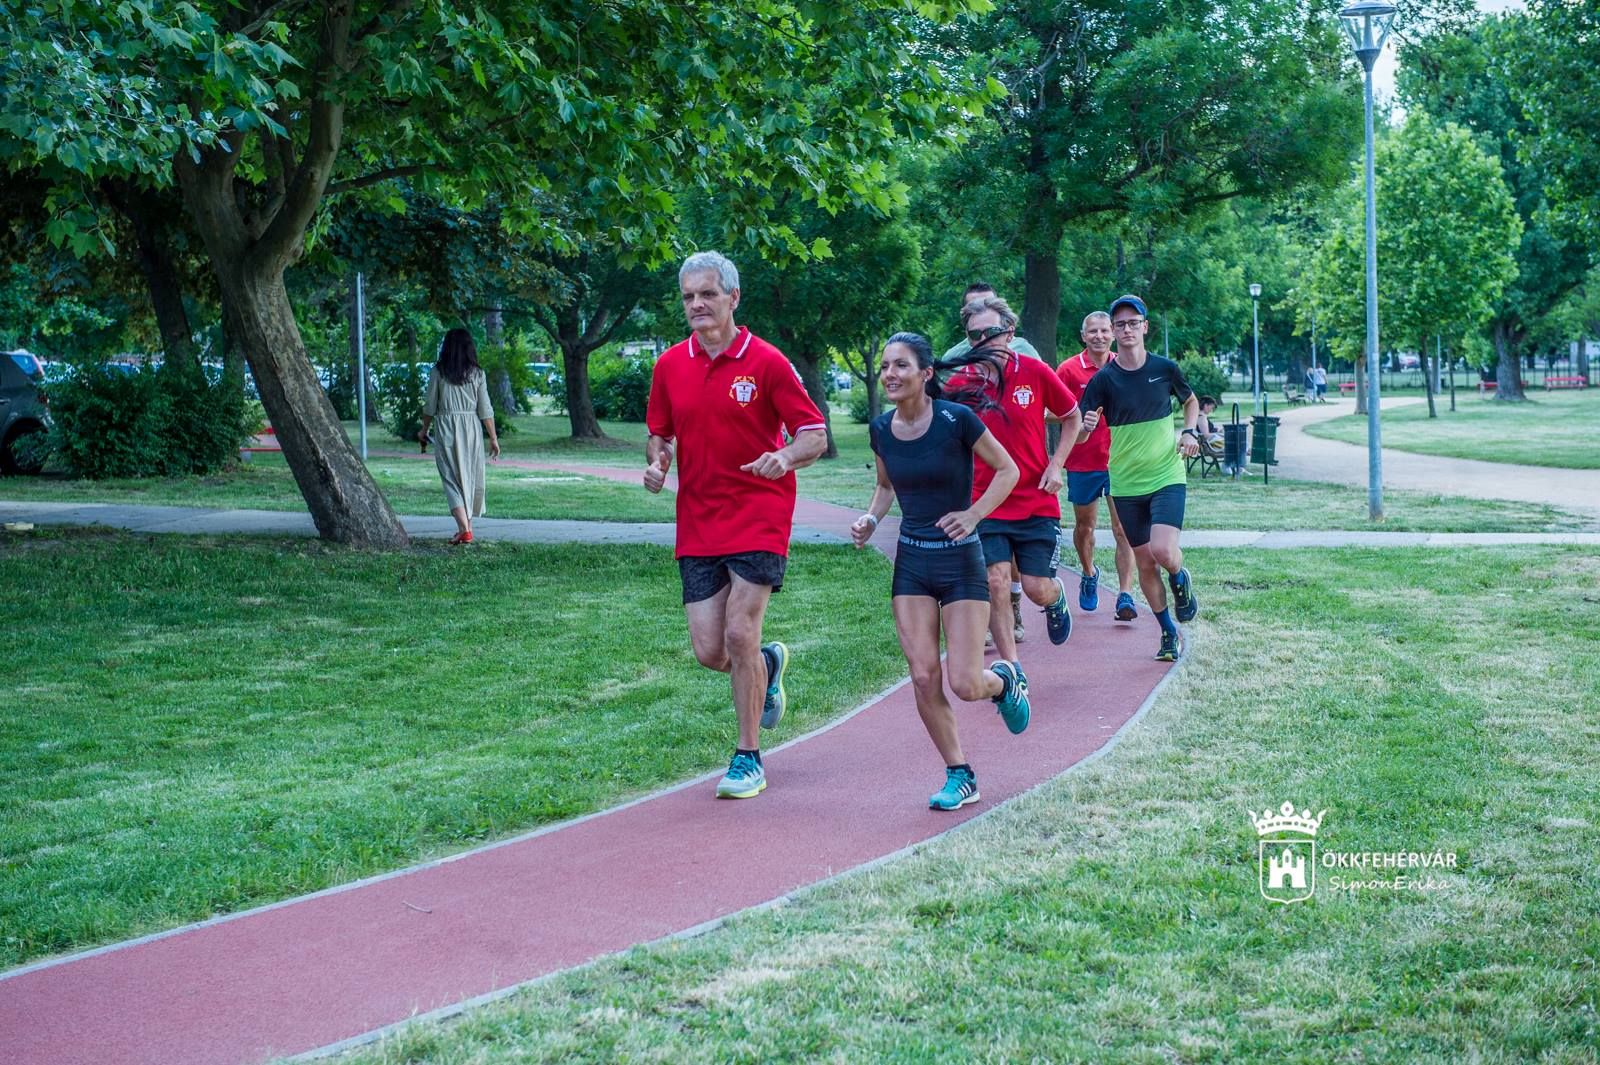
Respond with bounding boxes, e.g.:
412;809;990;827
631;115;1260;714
1109;294;1147;318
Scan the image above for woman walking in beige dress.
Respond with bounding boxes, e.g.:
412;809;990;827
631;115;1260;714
418;328;500;544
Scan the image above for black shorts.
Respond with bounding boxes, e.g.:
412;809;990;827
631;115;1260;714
891;537;990;605
679;552;786;604
1112;484;1186;549
976;515;1062;577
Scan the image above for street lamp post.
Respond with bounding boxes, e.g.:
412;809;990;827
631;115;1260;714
1249;282;1262;411
1340;1;1395;521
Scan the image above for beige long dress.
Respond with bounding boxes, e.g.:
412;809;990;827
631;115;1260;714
424;367;493;516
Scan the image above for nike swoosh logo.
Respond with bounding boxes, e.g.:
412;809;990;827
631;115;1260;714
1148;377;1163;383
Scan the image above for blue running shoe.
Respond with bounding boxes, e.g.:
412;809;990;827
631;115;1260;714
1169;567;1198;623
760;641;788;729
1115;591;1138;621
929;766;980;811
991;661;1030;735
1156;629;1183;662
715;752;766;799
1044;577;1072;645
1079;566;1100;612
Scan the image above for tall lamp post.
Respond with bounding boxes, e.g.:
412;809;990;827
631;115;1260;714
1340;1;1395;521
1249;282;1263;411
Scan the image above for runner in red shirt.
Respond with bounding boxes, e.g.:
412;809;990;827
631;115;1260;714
644;251;828;800
952;295;1083;682
1055;311;1137;621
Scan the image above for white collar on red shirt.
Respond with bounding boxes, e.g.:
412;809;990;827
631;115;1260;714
1075;351;1110;373
688;326;753;360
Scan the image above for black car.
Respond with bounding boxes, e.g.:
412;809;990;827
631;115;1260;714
1;350;50;474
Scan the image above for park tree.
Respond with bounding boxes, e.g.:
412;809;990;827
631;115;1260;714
1307;115;1520;417
1401;14;1592;401
1508;0;1600;247
927;0;1365;364
1;0;993;546
730;199;924;457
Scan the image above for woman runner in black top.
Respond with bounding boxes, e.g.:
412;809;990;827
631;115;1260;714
852;333;1032;811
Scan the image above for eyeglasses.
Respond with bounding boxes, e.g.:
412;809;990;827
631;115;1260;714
966;324;1011;344
1112;318;1145;331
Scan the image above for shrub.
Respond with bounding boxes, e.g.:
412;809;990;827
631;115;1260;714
377;361;430;442
1176;353;1229;406
47;363;256;478
848;387;874;424
592;357;653;422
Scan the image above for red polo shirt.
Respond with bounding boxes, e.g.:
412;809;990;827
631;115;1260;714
951;351;1078;522
646;326;826;558
1056;350;1112;473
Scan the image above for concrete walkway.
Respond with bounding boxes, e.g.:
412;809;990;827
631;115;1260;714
1273;398;1600;519
5;500;1599;549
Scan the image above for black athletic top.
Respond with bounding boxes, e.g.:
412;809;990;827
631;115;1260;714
1078;354;1194;495
869;400;987;540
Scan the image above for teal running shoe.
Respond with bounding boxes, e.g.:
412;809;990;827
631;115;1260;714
1156;629;1183;662
929;766;980;811
1169;567;1198;623
715;752;766;799
991;660;1030;735
760;641;788;729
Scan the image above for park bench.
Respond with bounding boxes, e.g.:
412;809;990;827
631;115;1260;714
1339;381;1357;395
239;426;280;458
1186;443;1225;479
1545;375;1587;390
1478;380;1498;395
1282;384;1308;406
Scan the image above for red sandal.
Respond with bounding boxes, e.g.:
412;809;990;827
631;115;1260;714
449;531;473;545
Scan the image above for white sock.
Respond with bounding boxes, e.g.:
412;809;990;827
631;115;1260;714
1010;582;1022;596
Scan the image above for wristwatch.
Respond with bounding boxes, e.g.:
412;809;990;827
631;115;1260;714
1181;428;1201;438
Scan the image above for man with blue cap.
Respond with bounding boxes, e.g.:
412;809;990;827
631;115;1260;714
1076;294;1202;661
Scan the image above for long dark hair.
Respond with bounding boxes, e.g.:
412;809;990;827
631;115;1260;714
436;328;481;387
884;331;1006;413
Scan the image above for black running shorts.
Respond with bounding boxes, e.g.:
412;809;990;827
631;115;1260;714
891;537;990;605
679;551;786;604
1112;484;1186;549
976;515;1062;577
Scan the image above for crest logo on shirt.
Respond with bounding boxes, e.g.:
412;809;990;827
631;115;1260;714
730;376;758;405
1011;384;1035;408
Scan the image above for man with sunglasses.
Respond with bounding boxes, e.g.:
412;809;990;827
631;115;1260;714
953;296;1082;679
943;281;1039;645
1077;295;1201;662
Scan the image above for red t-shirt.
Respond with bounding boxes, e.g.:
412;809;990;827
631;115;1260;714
646;326;826;558
1056;350;1112;473
952;351;1078;522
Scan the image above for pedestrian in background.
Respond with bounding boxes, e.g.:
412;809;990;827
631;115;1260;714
419;327;500;544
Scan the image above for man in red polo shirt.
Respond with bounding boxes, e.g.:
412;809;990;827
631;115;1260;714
1056;310;1137;621
954;295;1082;680
644;251;828;800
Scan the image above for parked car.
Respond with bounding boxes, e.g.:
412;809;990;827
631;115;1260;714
1;350;50;474
1395;353;1421;371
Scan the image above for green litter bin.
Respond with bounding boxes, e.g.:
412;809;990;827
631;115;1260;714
1250;400;1280;483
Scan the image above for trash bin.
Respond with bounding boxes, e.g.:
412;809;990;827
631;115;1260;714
1250;405;1280;483
1223;423;1249;472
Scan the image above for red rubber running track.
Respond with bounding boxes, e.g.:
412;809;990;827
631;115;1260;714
0;485;1175;1065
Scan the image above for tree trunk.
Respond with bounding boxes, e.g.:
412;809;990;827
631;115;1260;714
219;266;408;547
1354;354;1368;416
789;350;837;459
482;308;519;416
1577;335;1591;381
1493;319;1526;401
100;180;198;369
554;300;605;440
1423;340;1437;419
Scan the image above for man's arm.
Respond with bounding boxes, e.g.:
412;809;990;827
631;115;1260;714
742;428;827;479
644;433;674;492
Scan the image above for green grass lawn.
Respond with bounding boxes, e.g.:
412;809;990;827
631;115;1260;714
805;419;1596;532
0;452;675;523
351;412;649;466
0;531;903;968
1303;389;1600;469
335;544;1600;1064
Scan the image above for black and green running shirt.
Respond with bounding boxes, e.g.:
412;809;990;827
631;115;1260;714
1077;355;1194;496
